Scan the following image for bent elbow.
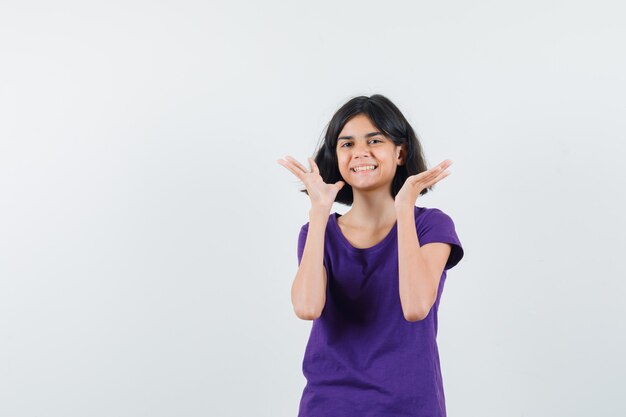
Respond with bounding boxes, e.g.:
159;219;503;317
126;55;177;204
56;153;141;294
294;306;322;321
403;311;426;322
403;305;431;322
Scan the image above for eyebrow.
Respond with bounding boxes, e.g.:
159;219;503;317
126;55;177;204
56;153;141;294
337;131;384;141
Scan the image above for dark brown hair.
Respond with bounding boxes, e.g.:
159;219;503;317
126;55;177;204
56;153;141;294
301;94;430;206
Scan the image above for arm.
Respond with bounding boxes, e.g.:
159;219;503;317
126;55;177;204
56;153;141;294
291;206;329;320
396;206;452;322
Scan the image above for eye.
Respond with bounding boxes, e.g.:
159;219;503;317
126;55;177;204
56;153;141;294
339;139;382;148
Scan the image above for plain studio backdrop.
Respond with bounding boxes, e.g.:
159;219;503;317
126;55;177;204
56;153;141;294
1;1;625;416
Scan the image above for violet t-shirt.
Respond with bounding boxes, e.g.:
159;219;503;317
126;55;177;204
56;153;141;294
296;205;464;417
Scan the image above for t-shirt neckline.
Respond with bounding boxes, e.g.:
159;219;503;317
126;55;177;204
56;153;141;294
330;212;399;253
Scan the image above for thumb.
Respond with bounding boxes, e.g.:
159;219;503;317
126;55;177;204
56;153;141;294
335;180;345;190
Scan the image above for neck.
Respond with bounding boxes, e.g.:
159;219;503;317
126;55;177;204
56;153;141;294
345;188;401;227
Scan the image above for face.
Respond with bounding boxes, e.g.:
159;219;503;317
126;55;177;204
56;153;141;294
335;114;405;192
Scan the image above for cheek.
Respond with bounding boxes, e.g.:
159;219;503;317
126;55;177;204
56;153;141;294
336;155;349;169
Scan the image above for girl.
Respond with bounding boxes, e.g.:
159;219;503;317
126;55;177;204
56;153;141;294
277;94;464;417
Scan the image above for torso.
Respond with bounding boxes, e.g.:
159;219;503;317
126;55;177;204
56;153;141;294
336;214;396;249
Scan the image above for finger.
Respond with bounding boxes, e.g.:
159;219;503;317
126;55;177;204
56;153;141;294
431;160;453;176
285;155;310;173
409;167;447;188
277;158;306;180
413;160;453;183
422;160;452;179
431;159;453;172
410;165;444;184
425;170;451;188
308;157;320;174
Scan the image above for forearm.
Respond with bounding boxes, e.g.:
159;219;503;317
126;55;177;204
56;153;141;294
396;206;437;321
291;206;329;320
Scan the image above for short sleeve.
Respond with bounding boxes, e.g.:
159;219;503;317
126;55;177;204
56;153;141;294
418;208;464;271
296;223;309;266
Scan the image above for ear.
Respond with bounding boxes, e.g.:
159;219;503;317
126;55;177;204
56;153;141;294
396;143;408;166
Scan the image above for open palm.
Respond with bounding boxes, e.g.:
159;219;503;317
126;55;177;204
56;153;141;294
394;159;453;209
277;155;345;209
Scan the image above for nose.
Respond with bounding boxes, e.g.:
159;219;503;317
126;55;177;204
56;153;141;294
352;140;371;158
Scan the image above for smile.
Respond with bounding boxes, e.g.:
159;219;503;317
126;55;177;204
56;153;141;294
350;165;378;172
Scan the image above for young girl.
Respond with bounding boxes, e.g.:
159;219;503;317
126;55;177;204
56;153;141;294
277;94;464;417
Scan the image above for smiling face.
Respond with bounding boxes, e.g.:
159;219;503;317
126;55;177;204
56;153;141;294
336;114;405;192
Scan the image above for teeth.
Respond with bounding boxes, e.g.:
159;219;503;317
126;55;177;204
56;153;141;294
352;165;376;172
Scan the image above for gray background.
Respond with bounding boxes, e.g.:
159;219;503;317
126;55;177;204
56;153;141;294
1;1;625;416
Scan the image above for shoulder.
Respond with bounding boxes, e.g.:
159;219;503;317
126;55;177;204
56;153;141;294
414;205;460;240
298;212;336;236
414;205;464;270
414;206;454;224
298;223;309;245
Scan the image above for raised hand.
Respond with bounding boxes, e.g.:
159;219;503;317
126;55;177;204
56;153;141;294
277;155;345;210
394;159;453;210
